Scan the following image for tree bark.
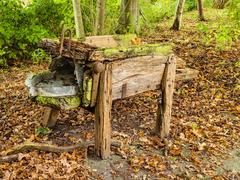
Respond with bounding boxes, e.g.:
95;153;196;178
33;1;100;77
213;0;229;9
197;0;205;21
94;0;106;35
116;0;139;34
72;0;85;39
170;0;185;31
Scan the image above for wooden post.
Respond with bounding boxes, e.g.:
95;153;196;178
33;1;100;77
42;107;60;128
94;64;112;159
156;55;176;138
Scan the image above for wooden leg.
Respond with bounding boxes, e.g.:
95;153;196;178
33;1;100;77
94;64;112;159
42;107;60;128
156;55;176;138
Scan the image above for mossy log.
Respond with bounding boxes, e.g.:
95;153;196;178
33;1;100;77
36;96;81;110
39;36;172;62
89;44;172;61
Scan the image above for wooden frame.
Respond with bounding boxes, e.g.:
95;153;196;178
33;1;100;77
33;35;197;159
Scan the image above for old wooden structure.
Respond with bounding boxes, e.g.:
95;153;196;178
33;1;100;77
25;34;198;159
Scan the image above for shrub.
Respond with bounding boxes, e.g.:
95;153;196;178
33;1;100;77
0;0;48;66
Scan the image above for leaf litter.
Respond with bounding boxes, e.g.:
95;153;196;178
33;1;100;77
0;12;240;179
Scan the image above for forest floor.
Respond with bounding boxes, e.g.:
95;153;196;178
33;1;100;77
0;9;239;179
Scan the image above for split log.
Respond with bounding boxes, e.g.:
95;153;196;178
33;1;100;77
95;64;112;159
42;107;60;128
156;55;176;138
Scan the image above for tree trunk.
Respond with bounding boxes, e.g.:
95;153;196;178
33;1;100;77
170;0;185;31
116;0;139;34
213;0;229;9
72;0;85;39
197;0;205;21
89;0;94;34
94;0;106;35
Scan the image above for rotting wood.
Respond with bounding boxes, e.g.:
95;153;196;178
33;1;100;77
38;39;96;61
95;64;112;159
90;72;100;107
0;154;19;163
39;38;172;62
156;55;176;138
42;107;60;128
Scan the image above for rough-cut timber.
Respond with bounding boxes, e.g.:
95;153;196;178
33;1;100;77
95;64;112;159
84;34;137;48
39;37;172;62
39;39;96;61
112;55;167;100
156;55;176;138
42;107;60;128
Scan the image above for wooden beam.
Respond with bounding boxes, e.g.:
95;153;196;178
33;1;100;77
156;55;176;138
94;64;112;159
42;107;60;128
112;55;167;100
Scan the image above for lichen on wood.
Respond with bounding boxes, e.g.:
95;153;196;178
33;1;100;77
82;70;93;107
89;44;172;61
36;96;81;109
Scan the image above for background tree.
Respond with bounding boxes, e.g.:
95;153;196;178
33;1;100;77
171;0;205;30
213;0;229;9
197;0;205;21
170;0;185;30
94;0;106;35
116;0;140;34
72;0;85;39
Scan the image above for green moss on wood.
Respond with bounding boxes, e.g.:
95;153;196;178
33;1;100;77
36;96;81;110
90;44;172;61
82;71;93;107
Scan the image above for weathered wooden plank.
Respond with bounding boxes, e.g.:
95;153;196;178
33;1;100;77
111;55;168;100
95;64;112;159
156;55;176;138
42;107;60;128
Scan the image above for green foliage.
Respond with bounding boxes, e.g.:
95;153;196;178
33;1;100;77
227;0;240;25
29;0;65;36
31;48;51;64
0;0;48;65
197;20;239;50
185;0;197;11
140;0;177;24
35;127;52;136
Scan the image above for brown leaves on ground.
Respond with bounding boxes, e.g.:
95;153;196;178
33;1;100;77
0;10;240;179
